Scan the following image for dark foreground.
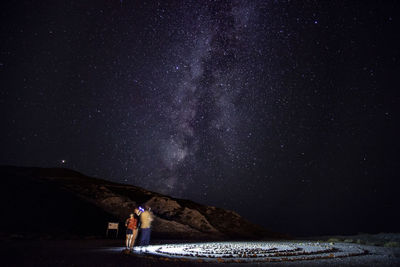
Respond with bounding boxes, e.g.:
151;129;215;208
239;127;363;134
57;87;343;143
1;239;399;266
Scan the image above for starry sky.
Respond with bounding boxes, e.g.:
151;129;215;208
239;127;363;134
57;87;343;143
1;0;399;236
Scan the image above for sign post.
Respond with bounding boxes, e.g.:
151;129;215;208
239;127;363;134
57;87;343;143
106;222;119;238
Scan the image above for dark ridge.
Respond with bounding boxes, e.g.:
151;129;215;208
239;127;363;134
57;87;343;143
0;165;285;240
0;166;118;238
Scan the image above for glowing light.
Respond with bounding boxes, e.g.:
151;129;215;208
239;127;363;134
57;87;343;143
132;241;367;263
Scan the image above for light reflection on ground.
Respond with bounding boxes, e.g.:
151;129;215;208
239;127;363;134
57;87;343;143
131;241;368;263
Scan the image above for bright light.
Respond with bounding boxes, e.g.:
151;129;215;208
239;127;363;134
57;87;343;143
132;241;367;263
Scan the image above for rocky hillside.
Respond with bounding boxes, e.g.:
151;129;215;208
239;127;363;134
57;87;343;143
0;166;283;240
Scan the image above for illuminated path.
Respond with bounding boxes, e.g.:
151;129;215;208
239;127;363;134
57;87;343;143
132;241;368;263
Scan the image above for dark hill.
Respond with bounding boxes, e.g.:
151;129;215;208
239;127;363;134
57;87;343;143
0;166;283;240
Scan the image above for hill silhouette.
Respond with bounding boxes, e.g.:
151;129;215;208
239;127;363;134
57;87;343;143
0;166;283;240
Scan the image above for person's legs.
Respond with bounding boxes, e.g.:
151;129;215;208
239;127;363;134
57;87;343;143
125;234;130;248
139;228;150;246
129;234;134;248
141;228;151;246
139;228;145;246
126;228;133;248
145;228;151;246
130;229;138;248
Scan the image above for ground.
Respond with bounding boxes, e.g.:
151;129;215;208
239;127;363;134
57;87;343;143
1;238;399;266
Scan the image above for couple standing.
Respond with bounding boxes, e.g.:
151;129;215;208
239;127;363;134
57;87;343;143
125;205;153;250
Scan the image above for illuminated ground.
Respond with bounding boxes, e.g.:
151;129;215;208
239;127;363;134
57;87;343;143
2;239;399;266
132;241;368;263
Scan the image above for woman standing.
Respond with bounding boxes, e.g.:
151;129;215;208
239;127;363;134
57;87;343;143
125;208;141;250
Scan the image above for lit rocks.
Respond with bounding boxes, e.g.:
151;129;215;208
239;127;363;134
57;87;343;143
136;241;368;263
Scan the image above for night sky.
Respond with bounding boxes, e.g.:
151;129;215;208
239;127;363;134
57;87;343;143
1;0;399;236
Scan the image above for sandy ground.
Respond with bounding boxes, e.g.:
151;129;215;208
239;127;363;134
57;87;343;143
1;239;399;266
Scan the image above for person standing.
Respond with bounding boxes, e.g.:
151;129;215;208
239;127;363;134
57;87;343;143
125;211;139;250
139;205;153;246
131;208;142;248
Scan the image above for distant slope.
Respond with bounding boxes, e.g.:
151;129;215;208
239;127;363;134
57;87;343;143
0;166;283;240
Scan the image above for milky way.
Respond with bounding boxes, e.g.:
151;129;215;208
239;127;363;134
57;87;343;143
1;0;399;236
143;1;258;195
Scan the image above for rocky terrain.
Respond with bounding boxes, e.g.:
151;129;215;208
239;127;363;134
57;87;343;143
0;166;282;240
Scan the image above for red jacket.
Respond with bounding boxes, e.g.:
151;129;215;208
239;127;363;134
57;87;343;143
125;217;138;230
